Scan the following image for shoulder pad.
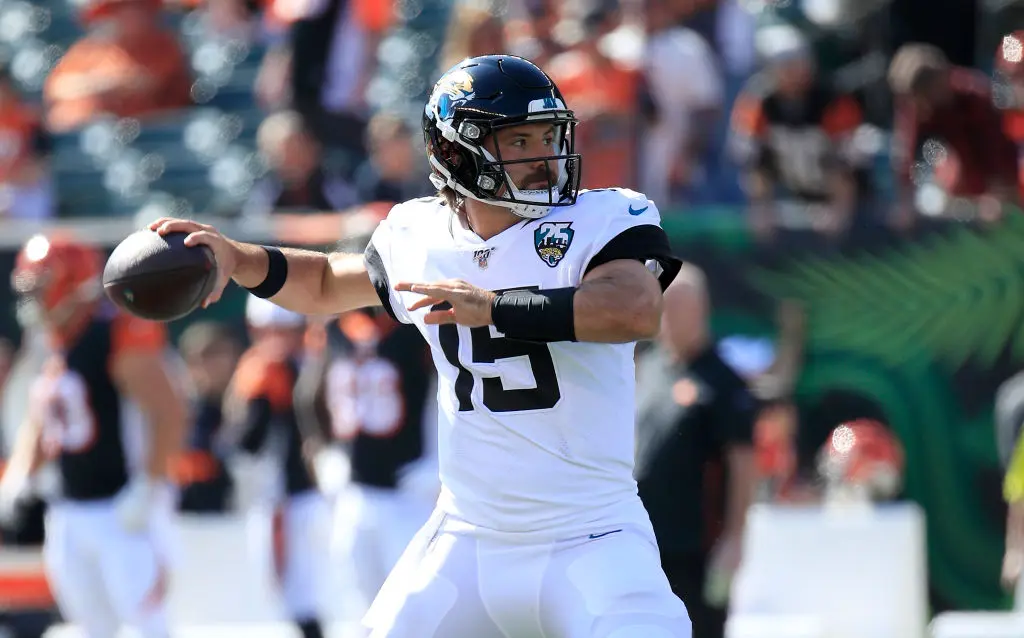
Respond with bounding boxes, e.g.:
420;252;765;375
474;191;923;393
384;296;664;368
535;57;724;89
384;196;446;231
575;187;657;219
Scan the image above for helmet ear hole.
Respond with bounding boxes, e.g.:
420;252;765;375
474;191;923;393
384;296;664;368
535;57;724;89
437;138;461;166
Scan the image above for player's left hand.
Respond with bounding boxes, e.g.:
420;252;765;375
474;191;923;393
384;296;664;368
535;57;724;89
396;279;496;327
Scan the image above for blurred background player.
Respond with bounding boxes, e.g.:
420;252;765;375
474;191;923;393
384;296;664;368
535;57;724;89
297;296;438;623
635;265;759;638
174;320;243;514
219;294;326;638
816;418;905;505
0;232;186;638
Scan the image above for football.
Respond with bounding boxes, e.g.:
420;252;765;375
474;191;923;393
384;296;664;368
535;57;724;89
102;229;218;322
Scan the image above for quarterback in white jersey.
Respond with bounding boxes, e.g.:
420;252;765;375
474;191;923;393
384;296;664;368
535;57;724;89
150;54;690;638
369;189;670;537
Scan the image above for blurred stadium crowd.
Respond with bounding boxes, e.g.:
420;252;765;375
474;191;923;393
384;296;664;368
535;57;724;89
0;0;1017;636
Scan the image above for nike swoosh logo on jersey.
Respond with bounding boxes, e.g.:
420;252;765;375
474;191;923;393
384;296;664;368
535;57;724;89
588;529;623;540
628;205;648;216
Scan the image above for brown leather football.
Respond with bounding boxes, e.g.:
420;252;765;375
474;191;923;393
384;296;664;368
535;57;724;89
102;229;217;322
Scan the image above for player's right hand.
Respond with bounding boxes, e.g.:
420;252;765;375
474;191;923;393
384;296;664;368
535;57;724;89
149;217;239;307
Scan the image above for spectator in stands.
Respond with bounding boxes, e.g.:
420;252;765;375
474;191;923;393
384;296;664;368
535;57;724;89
641;0;724;207
635;265;758;638
243;110;357;217
504;0;562;69
996;31;1024;202
889;43;1020;225
352;112;434;204
253;0;390;158
175;321;242;514
729;24;868;242
43;0;192;133
547;2;643;190
438;1;509;73
0;70;54;220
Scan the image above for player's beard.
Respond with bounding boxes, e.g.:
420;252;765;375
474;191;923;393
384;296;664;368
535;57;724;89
516;165;557;192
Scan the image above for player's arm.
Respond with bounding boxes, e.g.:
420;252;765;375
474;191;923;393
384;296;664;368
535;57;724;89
110;320;187;481
216;357;290;455
1;414;44;486
293;343;332;455
890;100;921;225
0;413;44;519
1004;431;1024;589
149;218;381;316
229;245;380;317
1005;500;1024;590
571;259;664;342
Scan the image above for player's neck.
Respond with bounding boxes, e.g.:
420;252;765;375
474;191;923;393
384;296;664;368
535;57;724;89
461;200;521;241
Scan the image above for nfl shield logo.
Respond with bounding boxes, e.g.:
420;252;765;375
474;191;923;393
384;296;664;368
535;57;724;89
473;247;493;269
534;222;575;267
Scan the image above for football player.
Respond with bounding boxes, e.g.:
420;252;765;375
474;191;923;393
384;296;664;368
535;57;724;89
298;303;438;619
220;294;326;638
0;233;186;638
150;54;688;637
816;419;904;504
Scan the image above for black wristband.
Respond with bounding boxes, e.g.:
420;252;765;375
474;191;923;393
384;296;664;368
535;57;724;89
245;246;288;299
491;287;577;343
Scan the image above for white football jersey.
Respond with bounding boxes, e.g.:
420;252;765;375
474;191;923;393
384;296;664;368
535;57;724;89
364;188;681;537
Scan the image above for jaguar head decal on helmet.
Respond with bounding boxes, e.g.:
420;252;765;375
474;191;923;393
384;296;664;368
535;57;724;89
423;55;582;219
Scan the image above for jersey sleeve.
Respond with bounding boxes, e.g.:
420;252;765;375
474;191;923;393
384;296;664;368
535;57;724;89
363;216;413;325
581;192;682;291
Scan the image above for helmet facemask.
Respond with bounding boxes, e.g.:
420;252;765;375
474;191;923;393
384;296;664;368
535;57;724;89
427;109;582;220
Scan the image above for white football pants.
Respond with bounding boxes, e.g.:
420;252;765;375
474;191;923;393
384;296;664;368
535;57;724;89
332;483;435;613
43;497;174;638
247;490;329;621
364;509;692;638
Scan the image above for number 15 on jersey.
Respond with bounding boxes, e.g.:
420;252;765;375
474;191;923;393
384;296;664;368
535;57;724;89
433;289;562;413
